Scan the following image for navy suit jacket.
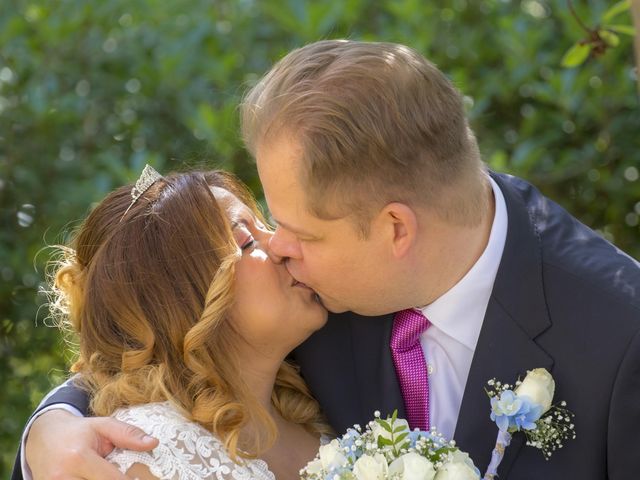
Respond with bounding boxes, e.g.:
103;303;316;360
12;173;640;479
293;173;640;479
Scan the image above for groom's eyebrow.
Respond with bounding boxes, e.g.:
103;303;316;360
271;217;316;238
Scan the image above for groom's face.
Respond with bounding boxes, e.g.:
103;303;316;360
256;136;400;315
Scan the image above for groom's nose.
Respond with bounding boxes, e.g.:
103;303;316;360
268;227;302;264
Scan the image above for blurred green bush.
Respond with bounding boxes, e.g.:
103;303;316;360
1;0;638;474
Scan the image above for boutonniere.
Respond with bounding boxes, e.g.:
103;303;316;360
483;368;576;479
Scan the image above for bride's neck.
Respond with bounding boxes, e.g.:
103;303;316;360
236;345;283;413
235;346;320;480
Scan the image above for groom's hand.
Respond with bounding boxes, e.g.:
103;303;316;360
26;409;159;480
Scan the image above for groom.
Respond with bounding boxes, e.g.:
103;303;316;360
14;40;640;479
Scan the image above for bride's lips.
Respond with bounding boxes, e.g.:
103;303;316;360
291;279;324;305
292;279;312;289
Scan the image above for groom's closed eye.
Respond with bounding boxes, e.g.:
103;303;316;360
270;218;320;242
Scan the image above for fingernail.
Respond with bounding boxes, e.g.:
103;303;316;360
142;435;156;443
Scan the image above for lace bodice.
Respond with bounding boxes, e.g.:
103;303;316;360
107;401;275;480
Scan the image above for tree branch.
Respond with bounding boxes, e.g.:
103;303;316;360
567;0;592;35
631;0;640;95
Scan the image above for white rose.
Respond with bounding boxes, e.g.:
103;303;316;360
304;458;324;475
389;452;436;480
515;368;555;414
353;453;389;480
448;450;478;470
371;418;410;444
318;439;347;470
434;452;480;480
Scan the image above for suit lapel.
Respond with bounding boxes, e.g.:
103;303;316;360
455;173;554;477
455;298;553;474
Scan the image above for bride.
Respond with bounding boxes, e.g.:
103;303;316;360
41;166;330;479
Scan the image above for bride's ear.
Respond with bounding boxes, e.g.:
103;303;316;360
379;202;418;259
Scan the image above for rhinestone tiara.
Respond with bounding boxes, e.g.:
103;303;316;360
120;164;163;220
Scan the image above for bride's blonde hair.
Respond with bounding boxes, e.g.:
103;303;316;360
49;170;328;459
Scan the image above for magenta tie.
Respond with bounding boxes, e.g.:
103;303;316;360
390;308;431;431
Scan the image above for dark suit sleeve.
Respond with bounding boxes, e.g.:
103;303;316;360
11;377;90;480
33;377;91;414
608;327;640;478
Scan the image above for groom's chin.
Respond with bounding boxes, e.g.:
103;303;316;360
319;298;349;315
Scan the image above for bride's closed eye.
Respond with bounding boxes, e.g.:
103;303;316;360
231;220;257;252
241;239;255;251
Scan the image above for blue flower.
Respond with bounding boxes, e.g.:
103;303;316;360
490;390;543;432
407;430;422;448
339;428;362;462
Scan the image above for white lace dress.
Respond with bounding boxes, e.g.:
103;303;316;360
106;401;275;479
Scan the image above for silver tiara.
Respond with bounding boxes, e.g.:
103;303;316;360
120;164;163;220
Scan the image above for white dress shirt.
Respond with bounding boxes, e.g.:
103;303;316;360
418;176;507;441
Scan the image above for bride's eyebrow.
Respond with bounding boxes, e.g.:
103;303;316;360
230;217;252;230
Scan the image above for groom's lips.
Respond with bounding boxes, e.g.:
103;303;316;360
291;279;323;304
287;263;323;304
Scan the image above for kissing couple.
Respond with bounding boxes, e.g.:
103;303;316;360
14;40;640;480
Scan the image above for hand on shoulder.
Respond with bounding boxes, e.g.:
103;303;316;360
26;409;157;480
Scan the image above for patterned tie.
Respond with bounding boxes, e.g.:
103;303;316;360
390;308;431;431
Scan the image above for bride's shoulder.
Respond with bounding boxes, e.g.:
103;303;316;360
110;401;215;445
107;402;274;479
111;401;204;432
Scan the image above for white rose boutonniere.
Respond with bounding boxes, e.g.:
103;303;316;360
483;368;576;480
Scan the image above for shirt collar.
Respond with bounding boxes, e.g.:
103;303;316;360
418;176;508;350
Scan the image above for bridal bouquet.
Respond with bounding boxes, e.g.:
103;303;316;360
300;410;481;480
301;368;575;480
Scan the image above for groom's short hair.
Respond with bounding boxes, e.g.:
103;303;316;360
241;40;488;235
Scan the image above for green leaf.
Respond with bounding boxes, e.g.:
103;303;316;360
602;0;630;24
391;409;398;423
377;436;393;447
561;43;591;68
395;432;409;443
599;29;620;47
376;419;393;433
604;24;636;36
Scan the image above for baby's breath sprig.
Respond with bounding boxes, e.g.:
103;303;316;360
524;401;576;460
484;378;515;398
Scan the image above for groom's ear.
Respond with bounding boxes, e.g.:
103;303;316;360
380;202;418;259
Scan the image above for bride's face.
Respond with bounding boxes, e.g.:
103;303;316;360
212;187;327;355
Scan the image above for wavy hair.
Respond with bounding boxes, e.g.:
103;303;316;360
49;170;328;459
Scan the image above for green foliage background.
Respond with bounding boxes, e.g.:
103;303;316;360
1;0;638;474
